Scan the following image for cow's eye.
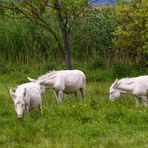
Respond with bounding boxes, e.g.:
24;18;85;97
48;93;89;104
15;102;19;105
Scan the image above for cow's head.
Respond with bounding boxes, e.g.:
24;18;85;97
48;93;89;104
9;88;26;118
109;79;121;102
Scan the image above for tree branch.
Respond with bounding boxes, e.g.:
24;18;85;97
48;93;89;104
68;1;95;33
9;0;64;56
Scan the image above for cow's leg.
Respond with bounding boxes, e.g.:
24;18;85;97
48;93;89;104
38;101;43;114
57;90;63;103
55;90;63;104
25;104;30;113
25;103;32;117
141;96;148;107
135;97;140;107
74;92;79;100
55;90;59;103
80;88;85;100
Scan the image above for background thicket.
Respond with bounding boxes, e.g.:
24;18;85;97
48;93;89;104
0;0;147;69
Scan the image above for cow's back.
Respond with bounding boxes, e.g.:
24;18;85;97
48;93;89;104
138;76;148;89
133;76;148;95
16;82;42;99
57;70;86;92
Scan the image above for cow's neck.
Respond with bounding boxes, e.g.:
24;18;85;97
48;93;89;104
117;81;135;93
42;78;56;88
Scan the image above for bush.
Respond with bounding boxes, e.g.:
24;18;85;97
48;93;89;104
89;58;106;70
112;63;133;78
86;69;113;82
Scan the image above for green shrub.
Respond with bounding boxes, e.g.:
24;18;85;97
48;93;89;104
86;69;113;82
90;58;106;70
112;63;133;78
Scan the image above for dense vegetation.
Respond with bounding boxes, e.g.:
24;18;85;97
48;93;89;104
0;0;148;147
0;0;147;66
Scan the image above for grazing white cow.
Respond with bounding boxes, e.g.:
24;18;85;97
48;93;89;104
28;70;86;103
109;75;148;107
9;82;45;118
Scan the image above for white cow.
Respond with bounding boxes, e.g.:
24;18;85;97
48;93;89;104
109;75;148;107
9;82;45;118
28;70;86;103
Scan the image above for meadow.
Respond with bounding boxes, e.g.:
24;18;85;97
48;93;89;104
0;63;148;148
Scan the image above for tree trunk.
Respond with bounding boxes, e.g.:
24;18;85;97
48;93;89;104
61;25;72;70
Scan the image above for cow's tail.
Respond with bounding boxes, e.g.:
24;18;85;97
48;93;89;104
27;77;45;86
27;77;37;82
78;72;86;89
82;74;86;89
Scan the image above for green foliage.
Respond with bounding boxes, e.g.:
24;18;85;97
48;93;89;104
71;6;115;61
112;62;148;78
0;16;60;63
90;57;106;70
1;0;147;68
112;63;133;78
112;0;148;64
0;4;117;66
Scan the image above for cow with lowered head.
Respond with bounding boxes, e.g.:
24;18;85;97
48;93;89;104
28;70;86;104
109;75;148;107
9;82;45;118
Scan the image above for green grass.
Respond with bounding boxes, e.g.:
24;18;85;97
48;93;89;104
0;67;148;148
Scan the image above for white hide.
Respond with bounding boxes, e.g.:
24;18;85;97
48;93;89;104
9;82;45;118
109;75;148;107
28;70;86;103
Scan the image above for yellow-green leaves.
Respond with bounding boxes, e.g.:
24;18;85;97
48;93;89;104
112;0;148;63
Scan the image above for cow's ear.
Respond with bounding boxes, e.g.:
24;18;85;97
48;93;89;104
115;79;118;83
113;79;119;88
23;88;26;97
9;89;17;101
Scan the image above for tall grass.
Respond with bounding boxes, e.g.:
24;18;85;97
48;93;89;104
1;7;147;69
0;17;60;64
0;7;116;65
70;7;115;63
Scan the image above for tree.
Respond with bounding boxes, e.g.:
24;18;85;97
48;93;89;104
70;6;115;63
1;0;90;69
111;0;148;64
